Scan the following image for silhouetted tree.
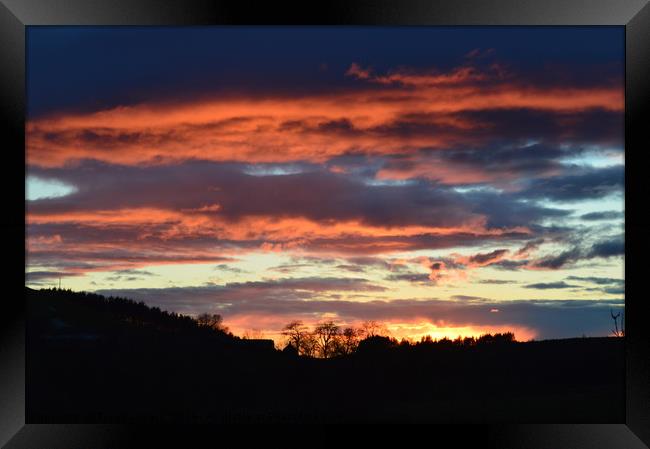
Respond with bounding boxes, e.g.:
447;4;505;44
399;337;412;347
242;328;265;340
359;320;389;338
196;313;228;332
437;337;453;349
357;335;397;354
281;320;309;355
497;332;516;343
331;337;347;358
339;327;360;355
463;336;476;346
301;333;319;358
477;332;515;345
314;321;340;358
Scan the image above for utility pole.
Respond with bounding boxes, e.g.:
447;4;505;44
58;277;61;290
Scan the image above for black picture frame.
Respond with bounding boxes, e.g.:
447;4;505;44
2;0;649;446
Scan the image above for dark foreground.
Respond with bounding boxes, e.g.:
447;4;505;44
27;288;625;423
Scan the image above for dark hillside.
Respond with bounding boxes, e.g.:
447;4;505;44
27;288;624;423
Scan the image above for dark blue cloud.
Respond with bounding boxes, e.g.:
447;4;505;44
25;270;83;283
478;279;517;285
524;281;578;290
532;248;583;269
27;27;623;118
580;211;623;221
466;191;572;228
449;108;623;146
384;273;431;283
515;165;624;202
590;236;624;258
566;276;624;286
28;160;572;231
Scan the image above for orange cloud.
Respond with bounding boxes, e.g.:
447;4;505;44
26;199;538;280
27;207;530;241
346;63;490;87
27;62;623;168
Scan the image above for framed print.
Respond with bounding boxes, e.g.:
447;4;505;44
2;0;649;447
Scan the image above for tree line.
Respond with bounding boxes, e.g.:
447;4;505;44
30;288;518;357
280;319;517;358
281;319;387;358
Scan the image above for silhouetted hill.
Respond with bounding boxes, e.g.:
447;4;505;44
27;287;624;423
28;287;231;340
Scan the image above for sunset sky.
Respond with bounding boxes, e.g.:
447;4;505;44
25;27;624;344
